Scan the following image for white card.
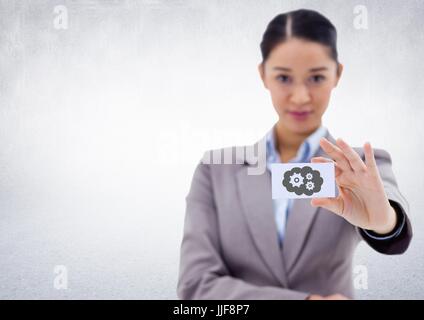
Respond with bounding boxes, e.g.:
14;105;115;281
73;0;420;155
271;163;336;199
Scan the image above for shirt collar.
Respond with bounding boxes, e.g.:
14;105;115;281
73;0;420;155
266;123;328;166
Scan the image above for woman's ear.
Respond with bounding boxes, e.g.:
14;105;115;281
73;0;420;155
258;62;268;89
334;62;344;87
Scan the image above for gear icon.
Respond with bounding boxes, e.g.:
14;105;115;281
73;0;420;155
305;181;315;190
289;172;304;188
282;166;324;195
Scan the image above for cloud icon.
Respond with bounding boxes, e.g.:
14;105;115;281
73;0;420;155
282;166;324;196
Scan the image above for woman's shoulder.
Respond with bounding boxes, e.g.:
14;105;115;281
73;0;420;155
187;145;255;202
198;136;266;168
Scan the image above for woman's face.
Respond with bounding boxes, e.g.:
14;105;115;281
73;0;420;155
258;38;343;134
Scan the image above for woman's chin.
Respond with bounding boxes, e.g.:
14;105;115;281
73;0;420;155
282;119;318;134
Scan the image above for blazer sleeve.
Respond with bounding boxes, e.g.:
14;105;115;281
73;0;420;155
177;159;310;300
356;148;413;254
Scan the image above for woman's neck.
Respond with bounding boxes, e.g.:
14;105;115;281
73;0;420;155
275;121;320;155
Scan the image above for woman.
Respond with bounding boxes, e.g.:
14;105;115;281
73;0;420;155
177;9;412;300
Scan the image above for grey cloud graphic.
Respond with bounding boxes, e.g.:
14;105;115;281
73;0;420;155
282;166;324;196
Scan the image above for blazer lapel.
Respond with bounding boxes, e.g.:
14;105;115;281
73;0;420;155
282;130;338;273
236;135;288;287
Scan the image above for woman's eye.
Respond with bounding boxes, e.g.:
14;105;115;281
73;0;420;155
310;75;326;83
276;75;291;83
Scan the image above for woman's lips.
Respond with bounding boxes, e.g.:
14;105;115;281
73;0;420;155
287;110;312;121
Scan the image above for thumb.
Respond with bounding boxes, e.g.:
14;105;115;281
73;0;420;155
310;196;344;216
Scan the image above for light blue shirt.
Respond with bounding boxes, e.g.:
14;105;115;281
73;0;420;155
265;124;328;247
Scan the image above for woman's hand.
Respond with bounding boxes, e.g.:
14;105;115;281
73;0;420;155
310;137;397;235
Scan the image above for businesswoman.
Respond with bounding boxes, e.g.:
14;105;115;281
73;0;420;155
177;9;412;300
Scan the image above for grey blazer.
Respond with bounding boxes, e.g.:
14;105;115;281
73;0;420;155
177;129;412;300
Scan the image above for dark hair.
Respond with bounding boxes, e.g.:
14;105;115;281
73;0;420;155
260;9;339;65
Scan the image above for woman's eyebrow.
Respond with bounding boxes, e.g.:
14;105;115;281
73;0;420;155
308;67;329;72
272;66;329;72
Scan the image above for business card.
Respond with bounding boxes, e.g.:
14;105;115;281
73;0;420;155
271;162;336;199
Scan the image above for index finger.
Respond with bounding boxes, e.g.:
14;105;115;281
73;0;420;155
335;138;367;172
319;137;353;172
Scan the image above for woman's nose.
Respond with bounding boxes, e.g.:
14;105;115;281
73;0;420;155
289;84;311;105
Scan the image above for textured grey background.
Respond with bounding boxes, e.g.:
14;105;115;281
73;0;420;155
0;0;423;299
